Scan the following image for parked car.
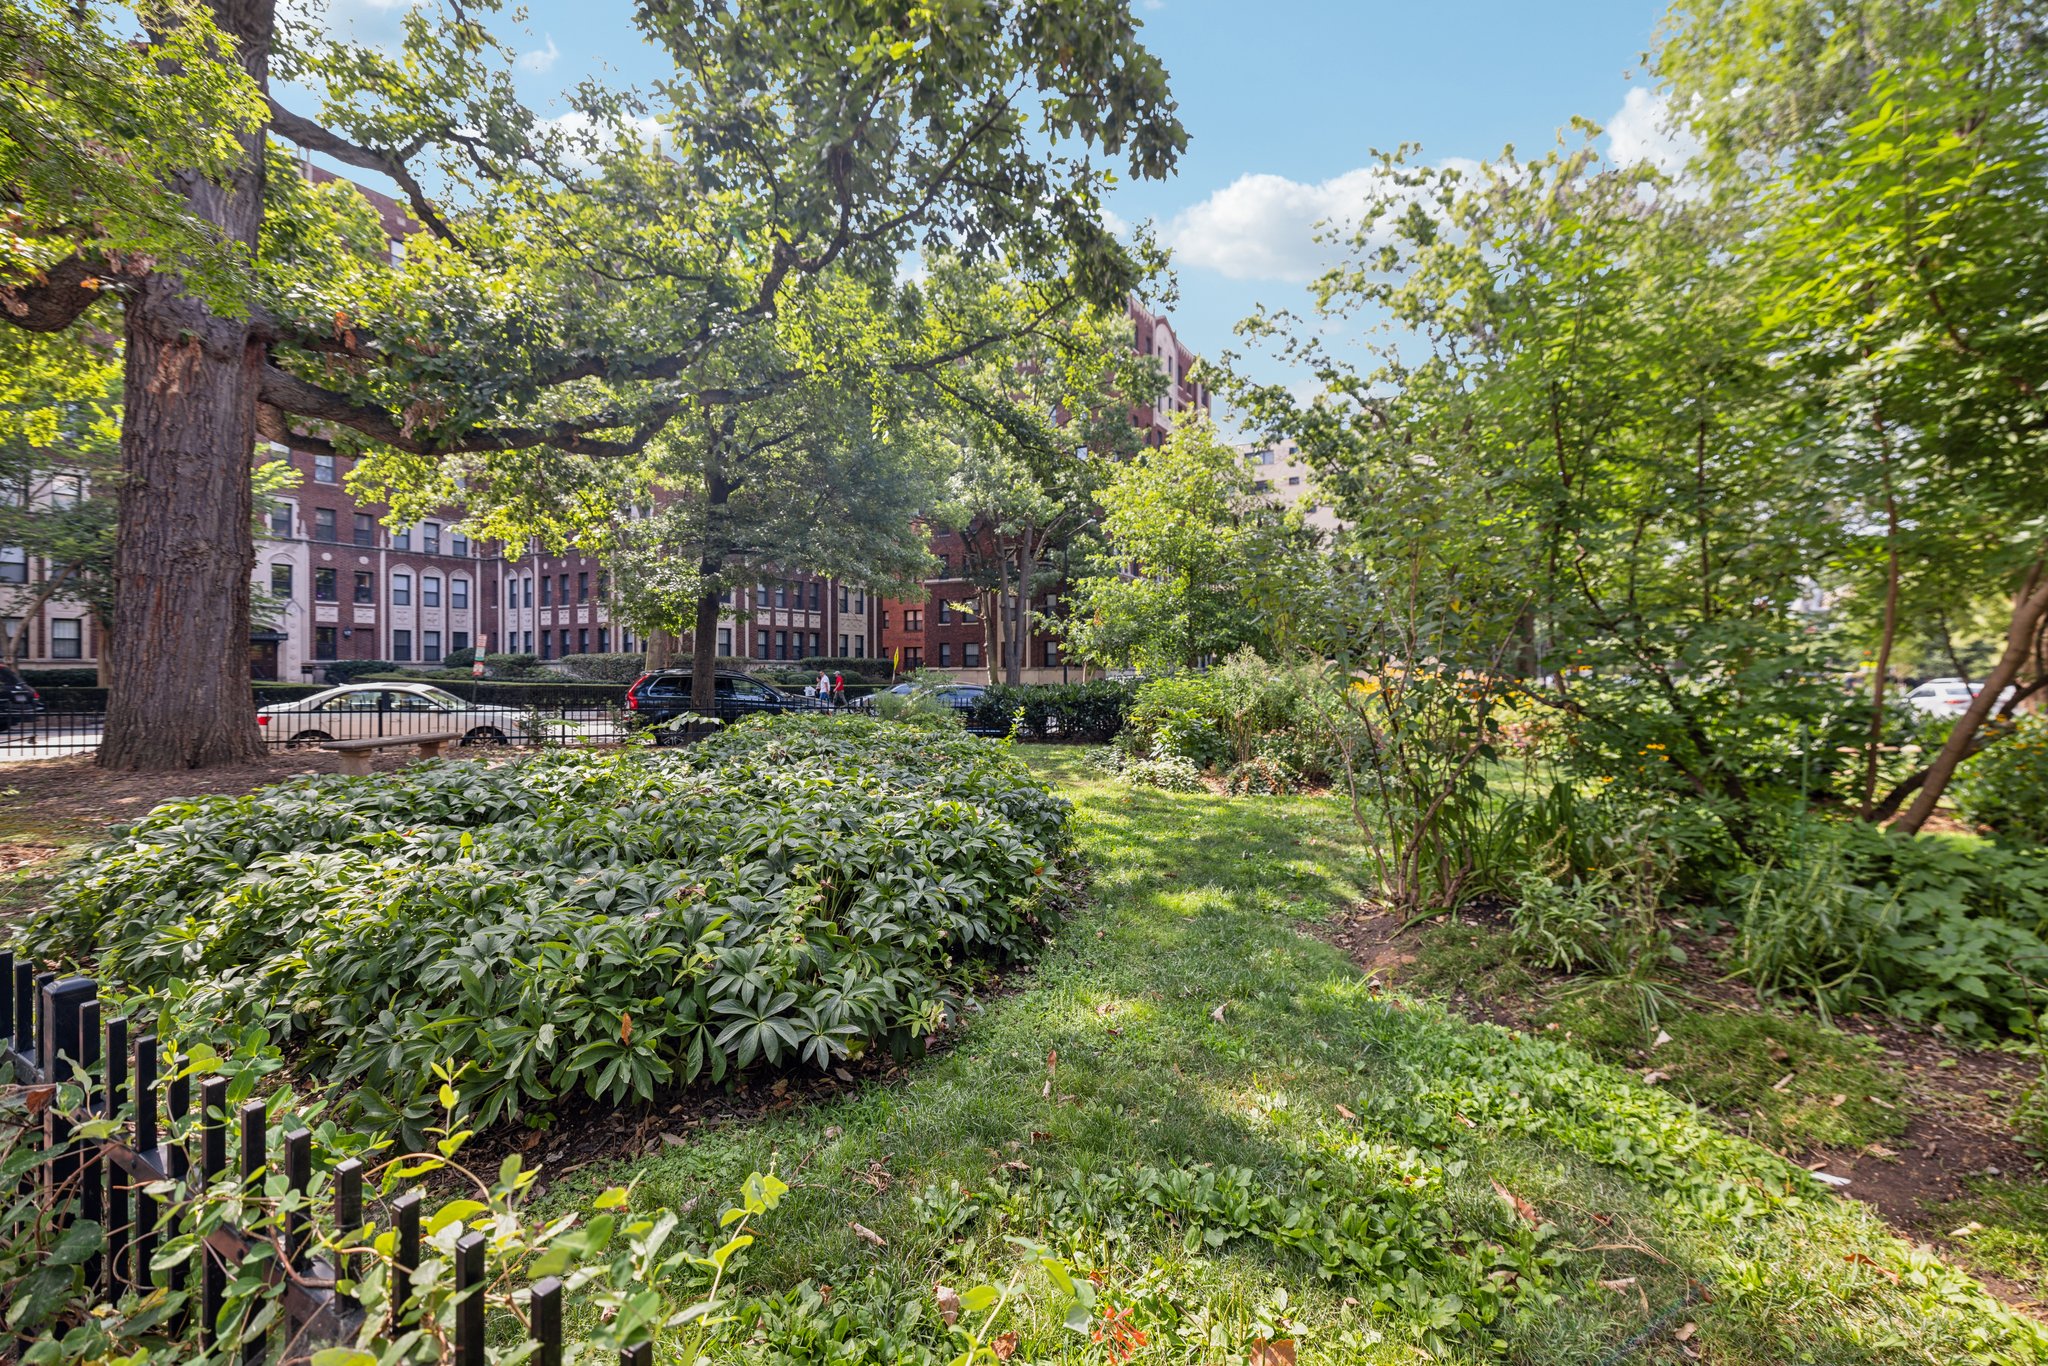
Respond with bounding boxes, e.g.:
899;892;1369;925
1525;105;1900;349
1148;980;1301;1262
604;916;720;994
255;682;529;746
624;669;824;737
1902;677;2015;717
857;681;1000;733
0;665;45;732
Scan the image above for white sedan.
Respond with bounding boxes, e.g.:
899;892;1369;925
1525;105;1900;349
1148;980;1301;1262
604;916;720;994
1902;678;2015;717
257;683;528;747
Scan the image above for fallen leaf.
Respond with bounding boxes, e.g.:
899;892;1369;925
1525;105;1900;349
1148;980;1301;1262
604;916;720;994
1675;1321;1697;1342
1949;1221;1985;1239
1247;1339;1296;1366
991;1331;1019;1361
1829;1093;1846;1108
1864;1143;1898;1159
659;1132;686;1148
1598;1276;1638;1291
933;1284;961;1326
1453;1114;1475;1128
771;1078;789;1098
1771;1072;1794;1092
824;1125;843;1140
834;1067;855;1083
1211;1003;1228;1023
1030;1130;1053;1142
1652;1029;1673;1048
620;1012;632;1043
1000;1160;1030;1172
1489;1178;1540;1226
1335;1103;1357;1122
1641;1069;1670;1085
1844;1252;1900;1283
849;1221;887;1248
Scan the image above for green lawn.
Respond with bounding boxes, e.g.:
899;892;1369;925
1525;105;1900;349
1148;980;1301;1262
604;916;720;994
563;748;2042;1364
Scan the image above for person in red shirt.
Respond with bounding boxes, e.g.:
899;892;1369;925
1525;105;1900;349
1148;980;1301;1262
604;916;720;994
832;672;845;707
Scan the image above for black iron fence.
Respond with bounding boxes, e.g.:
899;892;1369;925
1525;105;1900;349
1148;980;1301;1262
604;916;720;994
2;961;646;1364
0;705;637;759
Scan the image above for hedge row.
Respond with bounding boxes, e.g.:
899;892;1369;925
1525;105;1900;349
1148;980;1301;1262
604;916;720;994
964;680;1136;743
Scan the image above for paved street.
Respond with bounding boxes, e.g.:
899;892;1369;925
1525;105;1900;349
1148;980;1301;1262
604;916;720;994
0;718;104;764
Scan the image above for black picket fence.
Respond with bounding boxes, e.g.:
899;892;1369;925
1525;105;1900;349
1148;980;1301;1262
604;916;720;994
2;960;648;1365
0;705;637;760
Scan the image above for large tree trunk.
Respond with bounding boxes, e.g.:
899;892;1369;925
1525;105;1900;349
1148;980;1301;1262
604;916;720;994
643;628;678;671
98;0;275;770
690;583;720;712
1894;562;2048;833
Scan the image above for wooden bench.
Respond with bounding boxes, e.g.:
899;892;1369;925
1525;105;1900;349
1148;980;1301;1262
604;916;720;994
321;730;467;775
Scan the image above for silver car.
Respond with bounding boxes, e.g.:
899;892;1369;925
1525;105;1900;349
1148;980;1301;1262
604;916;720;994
256;683;528;746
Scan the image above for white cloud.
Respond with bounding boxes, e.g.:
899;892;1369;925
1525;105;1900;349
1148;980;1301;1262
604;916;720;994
541;110;666;165
1163;161;1475;284
1100;205;1132;238
1603;87;1700;174
518;35;560;74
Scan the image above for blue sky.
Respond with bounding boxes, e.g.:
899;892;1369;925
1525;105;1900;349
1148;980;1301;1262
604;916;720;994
316;0;1674;409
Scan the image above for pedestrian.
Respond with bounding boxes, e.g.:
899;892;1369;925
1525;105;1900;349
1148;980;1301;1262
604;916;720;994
817;668;832;705
833;671;846;707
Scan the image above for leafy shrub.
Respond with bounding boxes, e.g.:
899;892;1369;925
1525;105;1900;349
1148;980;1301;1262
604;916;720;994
481;651;549;679
1223;756;1298;796
965;680;1135;743
31;717;1069;1138
322;658;396;683
555;651;649;683
1121;753;1204;792
16;667;98;687
1122;673;1225;764
1952;712;2048;846
442;645;477;669
1507;872;1617;972
1729;813;2048;1035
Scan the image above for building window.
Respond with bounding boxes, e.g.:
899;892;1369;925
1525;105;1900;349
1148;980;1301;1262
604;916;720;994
808;632;820;656
451;577;469;610
775;630;788;660
50;618;82;659
451;532;468;558
837;634;848;655
452;631;469;654
1254;479;1270;492
809;581;821;610
423;522;441;554
937;601;951;624
422;574;441;608
937;642;951;667
880;609;889;630
577;571;589;602
392;629;413;662
538;574;552;606
717;628;732;655
269;504;292;537
1043;640;1061;667
0;546;23;585
270;563;292;597
1287;475;1302;486
854;590;865;613
393;526;411;551
852;638;865;659
314;454;337;483
522;631;532;653
424;630;442;662
557;574;569;606
314;567;337;602
597;572;608;599
353;513;376;547
597;627;609;652
353;571;373;605
558;629;570;658
904;610;922;632
314;626;338;660
838;585;849;611
392;572;412;607
313;508;337;542
755;629;769;658
508;579;519;610
523;577;534;608
904;647;922;670
578;628;589;654
773;582;787;609
963;641;982;668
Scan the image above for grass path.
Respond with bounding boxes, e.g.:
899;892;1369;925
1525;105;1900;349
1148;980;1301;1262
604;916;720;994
575;750;2038;1362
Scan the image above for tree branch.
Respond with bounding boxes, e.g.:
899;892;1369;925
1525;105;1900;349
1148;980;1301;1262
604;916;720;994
0;253;143;333
267;100;465;248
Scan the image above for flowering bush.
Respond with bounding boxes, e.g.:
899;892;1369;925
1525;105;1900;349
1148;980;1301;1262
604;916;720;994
30;717;1070;1138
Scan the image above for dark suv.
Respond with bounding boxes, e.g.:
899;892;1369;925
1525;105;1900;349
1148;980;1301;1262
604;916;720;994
624;669;822;739
0;666;45;732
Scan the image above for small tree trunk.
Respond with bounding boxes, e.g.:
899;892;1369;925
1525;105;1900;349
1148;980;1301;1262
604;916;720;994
690;585;720;712
93;610;113;687
644;628;678;671
1894;562;2048;833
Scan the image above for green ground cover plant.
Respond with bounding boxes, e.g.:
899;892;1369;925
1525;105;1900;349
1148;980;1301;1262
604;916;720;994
554;750;2042;1364
26;717;1070;1138
1953;713;2048;848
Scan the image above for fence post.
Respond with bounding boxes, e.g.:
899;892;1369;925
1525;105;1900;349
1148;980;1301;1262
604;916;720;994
531;1276;563;1366
455;1229;486;1366
198;1075;228;1350
391;1187;422;1333
77;995;102;1286
238;1099;268;1366
104;1014;129;1294
133;1035;159;1288
39;977;96;1230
